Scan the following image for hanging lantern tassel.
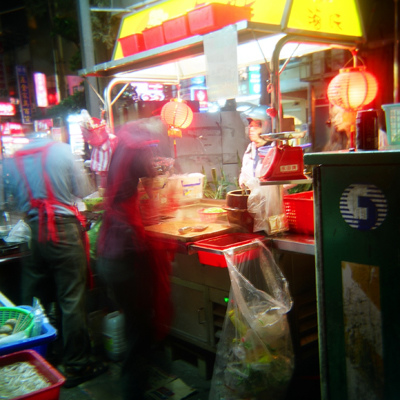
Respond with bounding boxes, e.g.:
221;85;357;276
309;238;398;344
161;99;194;157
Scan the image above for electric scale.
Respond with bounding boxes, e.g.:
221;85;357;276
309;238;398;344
259;131;312;185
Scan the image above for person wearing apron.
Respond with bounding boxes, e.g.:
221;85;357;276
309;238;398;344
4;136;107;388
239;105;273;188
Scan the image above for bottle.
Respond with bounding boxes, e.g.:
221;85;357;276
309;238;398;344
102;311;127;361
356;109;379;150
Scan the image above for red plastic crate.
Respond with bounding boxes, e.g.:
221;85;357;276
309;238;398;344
188;3;252;36
118;34;145;57
163;14;191;44
283;191;314;235
0;349;65;400
142;25;166;50
193;233;265;268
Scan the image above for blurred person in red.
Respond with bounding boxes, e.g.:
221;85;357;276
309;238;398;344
3;134;108;387
96;119;174;400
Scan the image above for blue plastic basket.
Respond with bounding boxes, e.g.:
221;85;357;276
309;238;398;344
0;308;57;357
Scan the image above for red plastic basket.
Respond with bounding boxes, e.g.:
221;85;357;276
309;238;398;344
187;3;252;36
193;233;265;268
283;191;314;235
118;33;145;57
142;25;165;50
0;349;65;400
163;14;191;44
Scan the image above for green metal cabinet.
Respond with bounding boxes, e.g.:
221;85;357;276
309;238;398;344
304;150;400;400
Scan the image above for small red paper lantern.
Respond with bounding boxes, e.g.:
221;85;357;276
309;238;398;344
161;99;193;137
327;66;378;111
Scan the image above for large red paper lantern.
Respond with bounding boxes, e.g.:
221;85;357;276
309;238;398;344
161;99;193;137
327;66;378;111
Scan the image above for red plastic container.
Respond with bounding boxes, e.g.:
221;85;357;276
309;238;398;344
118;33;145;57
163;14;191;44
0;349;65;400
187;3;252;36
193;233;265;268
283;191;314;235
142;25;166;50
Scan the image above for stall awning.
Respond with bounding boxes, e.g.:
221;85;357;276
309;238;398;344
79;0;365;81
79;22;357;81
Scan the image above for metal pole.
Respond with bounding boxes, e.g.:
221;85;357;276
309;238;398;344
394;0;399;102
76;0;101;118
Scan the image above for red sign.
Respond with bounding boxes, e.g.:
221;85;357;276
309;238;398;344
0;122;23;135
34;119;53;132
34;72;49;107
0;102;16;116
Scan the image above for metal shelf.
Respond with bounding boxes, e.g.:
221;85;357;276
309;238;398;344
259;178;312;186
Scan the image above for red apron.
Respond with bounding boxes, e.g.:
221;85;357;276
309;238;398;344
14;142;93;289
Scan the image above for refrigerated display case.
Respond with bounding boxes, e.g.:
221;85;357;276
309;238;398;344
304;150;400;400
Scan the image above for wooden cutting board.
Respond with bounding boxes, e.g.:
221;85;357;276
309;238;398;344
145;219;233;242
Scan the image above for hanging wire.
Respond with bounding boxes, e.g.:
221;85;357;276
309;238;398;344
251;30;271;76
84;78;105;105
279;43;300;75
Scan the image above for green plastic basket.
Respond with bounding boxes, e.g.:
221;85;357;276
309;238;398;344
0;306;35;336
382;103;400;146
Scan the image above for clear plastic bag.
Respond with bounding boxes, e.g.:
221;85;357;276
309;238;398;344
246;178;288;235
4;220;31;243
209;240;294;400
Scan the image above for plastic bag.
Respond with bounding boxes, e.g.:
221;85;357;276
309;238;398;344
4;220;31;243
209;240;294;400
246;178;288;235
80;109;109;147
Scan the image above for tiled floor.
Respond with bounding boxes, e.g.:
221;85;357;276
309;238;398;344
56;341;212;400
54;340;321;400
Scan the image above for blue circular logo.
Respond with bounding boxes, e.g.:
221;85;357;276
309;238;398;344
340;184;388;230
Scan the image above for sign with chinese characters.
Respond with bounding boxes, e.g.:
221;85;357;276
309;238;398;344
288;0;362;38
34;72;49;107
34;118;53;132
0;122;24;135
16;65;32;124
0;103;16;116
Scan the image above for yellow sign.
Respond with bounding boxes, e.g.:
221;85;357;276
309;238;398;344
114;0;363;60
287;0;362;38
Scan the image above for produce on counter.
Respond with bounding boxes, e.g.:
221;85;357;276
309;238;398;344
83;197;104;211
202;207;225;214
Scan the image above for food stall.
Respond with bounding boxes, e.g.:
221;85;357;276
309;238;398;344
78;0;366;388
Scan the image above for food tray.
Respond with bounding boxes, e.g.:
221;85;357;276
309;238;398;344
382;103;400;146
283;191;314;235
192;233;265;268
0;349;65;400
0;306;35;337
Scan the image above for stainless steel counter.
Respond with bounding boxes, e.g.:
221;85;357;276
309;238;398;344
267;233;315;255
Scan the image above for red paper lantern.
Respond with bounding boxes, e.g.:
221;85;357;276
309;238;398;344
327;66;378;111
161;99;193;137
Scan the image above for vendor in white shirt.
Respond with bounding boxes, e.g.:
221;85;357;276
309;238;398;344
239;105;272;188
